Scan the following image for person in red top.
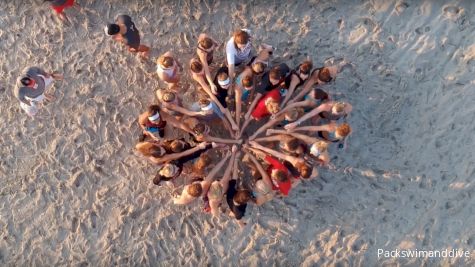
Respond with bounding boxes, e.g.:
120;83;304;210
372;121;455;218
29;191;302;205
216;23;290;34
244;145;292;196
238;88;282;137
44;0;80;23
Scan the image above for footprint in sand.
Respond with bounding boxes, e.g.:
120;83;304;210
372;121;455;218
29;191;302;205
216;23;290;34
443;5;460;18
349;25;367;44
395;2;409;14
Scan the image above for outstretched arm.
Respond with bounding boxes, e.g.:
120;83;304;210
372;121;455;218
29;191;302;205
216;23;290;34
244;93;262;120
280;74;300;108
164;103;202;117
205;136;242;144
266;130;319;145
249;141;301;166
287;77;317;105
151;142;208;164
285;102;333;130
246;152;273;189
253;134;293;143
274;99;314;119
204;151;232;183
221;147;240;193
161;112;194;135
291;124;334;133
248;113;285;140
198;80;238;130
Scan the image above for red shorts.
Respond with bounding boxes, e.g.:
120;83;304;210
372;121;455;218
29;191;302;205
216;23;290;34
52;0;75;14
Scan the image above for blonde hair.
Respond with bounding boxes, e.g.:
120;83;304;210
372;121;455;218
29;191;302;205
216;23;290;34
284;108;300;122
265;99;280;114
332;102;346;114
158;56;174;68
187;183;203;197
162;91;176;102
314;141;329;152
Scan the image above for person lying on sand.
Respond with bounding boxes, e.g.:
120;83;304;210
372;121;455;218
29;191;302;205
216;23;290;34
265;129;331;166
44;0;80;23
244;152;274;206
204;146;239;216
248;107;303;140
226;29;254;82
225;151;255;228
238;87;282;137
213;66;232;108
138;105;167;141
248;141;313;180
156;52;182;89
287;122;352;150
284;101;352;131
14;66;63;118
281;60;313;108
196;33;220;94
104;15;150;58
152;142;218;186
190;62;238;130
174;149;232;205
243;145;295;196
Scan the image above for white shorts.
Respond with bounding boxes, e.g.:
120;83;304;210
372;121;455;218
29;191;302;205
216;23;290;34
19;75;55;117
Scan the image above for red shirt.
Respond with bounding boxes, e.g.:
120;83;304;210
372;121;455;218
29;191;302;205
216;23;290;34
265;155;292;196
251;88;281;120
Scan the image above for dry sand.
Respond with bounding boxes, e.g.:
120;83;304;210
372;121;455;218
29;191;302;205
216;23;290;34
1;0;475;266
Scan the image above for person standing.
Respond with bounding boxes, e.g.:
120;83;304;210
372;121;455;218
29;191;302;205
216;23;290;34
14;66;63;118
104;15;150;58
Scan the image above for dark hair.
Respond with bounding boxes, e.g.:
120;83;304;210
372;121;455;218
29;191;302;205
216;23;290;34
284;138;299;151
318;68;332;82
193;123;206;135
233;30;250;45
162;92;176;103
190;60;203;73
106;24;120;35
149;146;165;157
233;189;252;204
194;154;211;171
242;75;253;88
269;67;283;80
273;169;288;182
170;140;185;153
160;56;174;68
252;62;266;75
20;77;32;86
300;61;313;74
217;72;229;81
153;175;161;185
198;99;210;107
148;105;161;116
199;37;213;49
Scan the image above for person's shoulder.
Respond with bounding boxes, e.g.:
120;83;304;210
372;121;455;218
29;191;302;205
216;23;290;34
117;14;132;23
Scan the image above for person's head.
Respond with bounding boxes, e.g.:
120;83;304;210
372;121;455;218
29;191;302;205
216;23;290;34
148;145;166;157
190;60;203;74
284;108;300;122
199;37;213;50
299;61;313;79
158;56;174;69
162;91;176;103
296;161;312;179
217;72;231;89
104;23;120;36
251;62;266;76
335;123;352;139
271;169;288;183
265;98;280;115
242;75;253;90
309;141;328;157
158;163;179;178
207;181;223;201
198;99;213;111
281;137;299;152
331;102;347;115
194;154;212;172
147;105;161;122
233;29;250;48
187;182;203;198
318;67;332;83
269;67;284;85
169;140;185;153
233;189;252;205
20;77;34;87
193;123;209;136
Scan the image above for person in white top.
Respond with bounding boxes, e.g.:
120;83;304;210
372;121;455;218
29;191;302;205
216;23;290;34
225;29;253;82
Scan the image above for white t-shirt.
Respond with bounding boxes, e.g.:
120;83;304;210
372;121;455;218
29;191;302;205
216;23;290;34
225;30;252;65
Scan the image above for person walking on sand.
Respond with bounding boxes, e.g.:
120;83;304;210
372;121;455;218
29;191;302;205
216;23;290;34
104;14;150;58
44;0;80;23
14;66;63;118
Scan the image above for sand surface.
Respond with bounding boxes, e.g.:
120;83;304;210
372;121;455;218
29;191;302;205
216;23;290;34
1;0;475;266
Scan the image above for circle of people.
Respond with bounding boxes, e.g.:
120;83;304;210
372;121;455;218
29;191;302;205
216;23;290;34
14;9;353;227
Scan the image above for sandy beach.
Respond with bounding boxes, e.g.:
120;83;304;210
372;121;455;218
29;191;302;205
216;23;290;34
0;0;474;266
